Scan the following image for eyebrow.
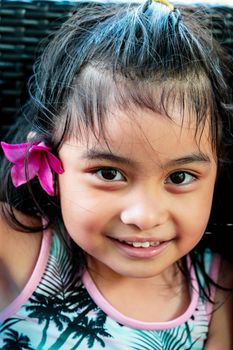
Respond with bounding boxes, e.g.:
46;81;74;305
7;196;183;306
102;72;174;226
82;149;211;168
82;149;137;166
163;153;211;168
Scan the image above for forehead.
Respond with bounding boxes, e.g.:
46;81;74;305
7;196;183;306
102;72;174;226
63;67;214;146
66;105;214;166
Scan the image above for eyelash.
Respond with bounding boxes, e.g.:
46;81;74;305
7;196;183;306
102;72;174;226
91;167;126;182
165;171;197;185
91;167;197;185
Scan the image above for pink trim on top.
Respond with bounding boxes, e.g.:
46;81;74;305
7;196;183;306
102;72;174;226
82;263;200;331
0;229;51;322
206;253;221;322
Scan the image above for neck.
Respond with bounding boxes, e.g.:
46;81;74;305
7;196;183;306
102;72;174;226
87;261;190;322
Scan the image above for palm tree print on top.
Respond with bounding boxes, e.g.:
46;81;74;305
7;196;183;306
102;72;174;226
1;329;34;350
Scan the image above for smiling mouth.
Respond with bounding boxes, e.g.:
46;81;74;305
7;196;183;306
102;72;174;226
118;240;162;248
110;237;171;258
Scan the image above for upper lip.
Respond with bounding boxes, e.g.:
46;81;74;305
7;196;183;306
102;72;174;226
108;236;172;243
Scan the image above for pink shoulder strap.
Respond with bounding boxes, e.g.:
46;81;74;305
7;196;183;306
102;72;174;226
0;229;51;322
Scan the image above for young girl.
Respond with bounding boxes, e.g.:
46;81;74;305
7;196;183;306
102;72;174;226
0;0;232;349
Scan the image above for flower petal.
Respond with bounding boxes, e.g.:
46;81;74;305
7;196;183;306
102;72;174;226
11;165;27;187
11;164;34;187
47;152;64;174
37;155;55;195
27;152;41;178
1;142;29;163
10;153;41;187
30;141;51;152
1;140;63;196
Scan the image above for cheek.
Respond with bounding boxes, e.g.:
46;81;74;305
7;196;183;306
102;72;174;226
58;173;120;231
58;172;112;211
60;204;100;253
58;185;108;248
173;180;214;223
60;197;100;235
58;174;100;216
177;193;214;244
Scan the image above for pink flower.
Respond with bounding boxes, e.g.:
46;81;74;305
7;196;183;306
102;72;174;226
1;141;64;196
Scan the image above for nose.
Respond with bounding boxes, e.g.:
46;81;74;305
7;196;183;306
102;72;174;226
120;191;168;230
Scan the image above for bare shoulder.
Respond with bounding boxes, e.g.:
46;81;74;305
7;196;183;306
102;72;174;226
0;203;42;260
0;204;42;309
205;258;233;350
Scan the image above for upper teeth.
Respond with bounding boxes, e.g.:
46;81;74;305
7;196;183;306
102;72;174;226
124;241;160;248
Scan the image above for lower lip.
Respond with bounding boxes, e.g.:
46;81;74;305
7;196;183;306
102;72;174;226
112;239;171;259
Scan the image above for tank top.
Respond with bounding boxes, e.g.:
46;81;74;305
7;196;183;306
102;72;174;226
0;229;220;349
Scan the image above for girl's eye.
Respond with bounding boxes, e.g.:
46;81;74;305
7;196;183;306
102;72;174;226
165;171;196;185
94;168;125;182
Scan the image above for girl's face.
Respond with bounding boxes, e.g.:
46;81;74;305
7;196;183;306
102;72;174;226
58;106;217;282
